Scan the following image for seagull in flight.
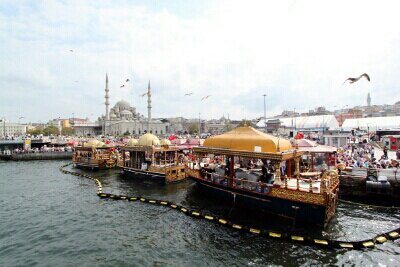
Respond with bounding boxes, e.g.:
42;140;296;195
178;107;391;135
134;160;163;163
126;79;130;82
69;49;73;52
120;85;125;88
201;95;212;101
74;80;79;83
140;92;147;97
184;92;193;96
343;73;371;84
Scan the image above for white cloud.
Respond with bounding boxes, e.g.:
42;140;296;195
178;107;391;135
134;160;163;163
0;0;399;122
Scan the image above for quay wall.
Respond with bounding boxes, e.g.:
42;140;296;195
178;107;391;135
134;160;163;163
0;152;73;161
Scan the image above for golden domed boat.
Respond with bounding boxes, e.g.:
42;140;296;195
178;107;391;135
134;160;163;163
117;134;186;183
186;127;339;227
73;140;118;170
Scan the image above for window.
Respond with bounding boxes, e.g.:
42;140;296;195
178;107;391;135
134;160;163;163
332;137;338;146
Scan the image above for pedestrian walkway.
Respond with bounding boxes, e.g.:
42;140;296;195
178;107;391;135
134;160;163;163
374;147;397;160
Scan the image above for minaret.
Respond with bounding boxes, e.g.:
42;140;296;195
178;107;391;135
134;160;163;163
367;92;371;107
147;80;152;131
105;73;110;120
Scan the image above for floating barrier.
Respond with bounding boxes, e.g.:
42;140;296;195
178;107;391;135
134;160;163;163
59;163;399;250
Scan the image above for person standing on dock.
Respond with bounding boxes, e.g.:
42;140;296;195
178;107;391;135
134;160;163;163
383;146;388;159
396;149;400;160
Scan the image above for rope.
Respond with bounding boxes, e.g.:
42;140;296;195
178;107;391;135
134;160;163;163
59;163;399;250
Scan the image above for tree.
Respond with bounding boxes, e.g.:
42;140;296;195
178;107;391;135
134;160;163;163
27;128;43;135
123;130;131;136
187;123;199;134
43;126;59;136
61;127;74;136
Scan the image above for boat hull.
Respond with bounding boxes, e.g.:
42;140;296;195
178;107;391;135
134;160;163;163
193;177;328;227
339;174;400;206
121;167;166;184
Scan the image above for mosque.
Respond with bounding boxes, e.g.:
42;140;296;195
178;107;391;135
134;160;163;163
97;74;169;136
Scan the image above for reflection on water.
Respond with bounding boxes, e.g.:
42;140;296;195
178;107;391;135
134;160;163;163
0;160;399;266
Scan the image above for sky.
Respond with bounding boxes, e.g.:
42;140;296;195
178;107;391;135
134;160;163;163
0;0;400;123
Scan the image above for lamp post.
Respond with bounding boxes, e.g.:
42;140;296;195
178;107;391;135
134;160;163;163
262;94;267;133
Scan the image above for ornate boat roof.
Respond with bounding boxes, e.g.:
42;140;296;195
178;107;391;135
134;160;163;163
203;126;293;153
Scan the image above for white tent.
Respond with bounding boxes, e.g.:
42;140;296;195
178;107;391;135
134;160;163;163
341;116;400;131
257;115;339;131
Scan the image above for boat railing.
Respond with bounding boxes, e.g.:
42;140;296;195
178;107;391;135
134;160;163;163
200;170;338;195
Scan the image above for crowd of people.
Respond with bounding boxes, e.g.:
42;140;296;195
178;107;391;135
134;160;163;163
337;143;399;169
1;145;74;155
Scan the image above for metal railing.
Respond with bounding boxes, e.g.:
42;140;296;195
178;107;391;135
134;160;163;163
201;171;338;195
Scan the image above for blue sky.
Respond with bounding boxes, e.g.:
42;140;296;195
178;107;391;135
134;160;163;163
1;0;400;123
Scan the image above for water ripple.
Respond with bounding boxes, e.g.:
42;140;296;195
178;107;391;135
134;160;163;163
0;161;399;266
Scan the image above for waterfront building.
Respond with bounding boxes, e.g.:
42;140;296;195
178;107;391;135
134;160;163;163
0;119;27;137
341;116;400;132
256;115;339;135
73;123;102;137
48;118;71;128
323;132;351;148
206;115;231;135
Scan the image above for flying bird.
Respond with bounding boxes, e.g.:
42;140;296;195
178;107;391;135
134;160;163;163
201;95;212;101
184;92;193;96
343;73;371;84
126;79;130;82
120;85;125;88
69;49;73;52
74;80;79;83
140;92;147;97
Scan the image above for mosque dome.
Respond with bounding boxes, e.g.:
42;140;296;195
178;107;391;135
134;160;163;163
138;133;160;146
126;138;138;146
115;100;131;111
110;113;117;119
160;139;171;146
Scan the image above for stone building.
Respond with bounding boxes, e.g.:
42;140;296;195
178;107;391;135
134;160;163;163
97;75;169;136
0;119;27;137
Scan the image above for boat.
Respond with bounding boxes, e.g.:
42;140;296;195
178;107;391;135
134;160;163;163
118;134;186;183
339;166;400;205
73;139;118;170
186;126;339;227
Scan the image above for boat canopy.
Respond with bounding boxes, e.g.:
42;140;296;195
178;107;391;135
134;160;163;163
294;139;337;153
83;139;106;148
203;126;292;153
